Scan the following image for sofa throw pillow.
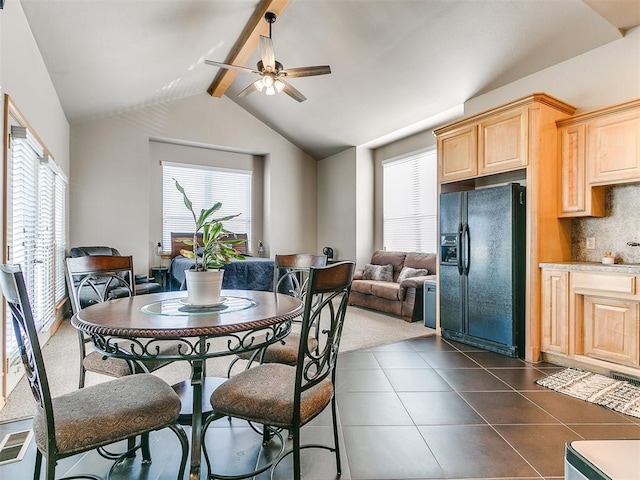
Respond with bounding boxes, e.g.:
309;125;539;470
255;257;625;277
363;263;394;282
397;266;429;284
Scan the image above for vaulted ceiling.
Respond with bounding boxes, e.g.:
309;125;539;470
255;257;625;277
20;0;639;159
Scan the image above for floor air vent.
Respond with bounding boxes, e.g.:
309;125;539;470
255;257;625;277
0;429;33;466
611;372;640;387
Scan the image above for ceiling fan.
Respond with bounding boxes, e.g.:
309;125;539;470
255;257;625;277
205;11;331;102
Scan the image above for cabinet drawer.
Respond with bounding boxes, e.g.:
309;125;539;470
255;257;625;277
572;271;637;295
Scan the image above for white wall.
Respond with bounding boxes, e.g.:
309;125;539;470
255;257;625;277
318;25;640;257
355;146;374;266
70;93;317;275
465;26;640;115
317;147;357;262
0;1;69;174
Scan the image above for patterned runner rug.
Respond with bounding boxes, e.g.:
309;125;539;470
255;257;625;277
536;368;640;419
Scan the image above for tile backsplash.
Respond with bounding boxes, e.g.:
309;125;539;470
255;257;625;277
572;183;640;263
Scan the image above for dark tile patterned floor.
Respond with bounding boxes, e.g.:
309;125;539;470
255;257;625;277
2;334;640;479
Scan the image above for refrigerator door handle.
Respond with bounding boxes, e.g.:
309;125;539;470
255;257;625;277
457;223;464;276
463;223;471;275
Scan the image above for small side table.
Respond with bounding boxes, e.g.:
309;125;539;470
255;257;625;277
150;266;169;291
423;280;436;328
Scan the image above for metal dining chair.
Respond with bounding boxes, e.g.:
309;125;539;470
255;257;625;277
0;263;189;480
66;255;175;389
226;253;327;376
202;261;355;480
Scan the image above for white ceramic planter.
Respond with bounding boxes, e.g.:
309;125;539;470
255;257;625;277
185;269;224;305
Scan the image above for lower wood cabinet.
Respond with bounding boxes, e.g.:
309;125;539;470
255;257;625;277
583;295;639;366
541;269;569;354
541;266;640;372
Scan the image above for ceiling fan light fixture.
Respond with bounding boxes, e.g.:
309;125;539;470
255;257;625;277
262;74;275;88
206;11;331;102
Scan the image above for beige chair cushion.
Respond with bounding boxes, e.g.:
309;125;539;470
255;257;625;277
34;374;181;455
83;342;179;376
211;363;333;428
82;351;133;377
236;332;318;365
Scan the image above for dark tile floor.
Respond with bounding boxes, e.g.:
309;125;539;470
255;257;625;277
2;334;640;479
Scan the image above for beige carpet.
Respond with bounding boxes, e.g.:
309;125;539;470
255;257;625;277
0;306;433;421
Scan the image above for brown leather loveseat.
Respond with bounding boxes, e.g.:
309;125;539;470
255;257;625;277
348;250;436;322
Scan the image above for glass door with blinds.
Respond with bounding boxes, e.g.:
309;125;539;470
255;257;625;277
3;98;67;398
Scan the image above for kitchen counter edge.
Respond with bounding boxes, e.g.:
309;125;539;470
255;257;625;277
539;261;640;274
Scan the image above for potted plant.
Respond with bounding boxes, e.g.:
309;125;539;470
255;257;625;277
174;179;245;305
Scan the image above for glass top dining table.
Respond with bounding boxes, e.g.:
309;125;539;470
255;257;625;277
71;289;303;480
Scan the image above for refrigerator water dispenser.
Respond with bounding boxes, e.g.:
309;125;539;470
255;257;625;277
440;234;458;265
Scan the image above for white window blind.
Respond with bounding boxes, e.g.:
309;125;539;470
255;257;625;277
161;162;252;251
382;149;438;253
54;174;67;303
35;160;55;329
6;126;67;344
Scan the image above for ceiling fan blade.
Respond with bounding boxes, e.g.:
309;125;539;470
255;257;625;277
237;82;257;98
281;66;332;78
280;79;307;103
205;60;258;75
260;36;276;71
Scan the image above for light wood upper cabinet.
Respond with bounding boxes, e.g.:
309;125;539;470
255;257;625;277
478;106;528;175
435;94;574;185
541;269;569;355
556;99;639;217
437;124;477;183
558;123;605;217
588;106;640;184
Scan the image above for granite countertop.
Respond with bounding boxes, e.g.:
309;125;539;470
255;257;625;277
539;261;640;274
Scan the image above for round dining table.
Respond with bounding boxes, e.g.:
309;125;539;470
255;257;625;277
71;289;303;480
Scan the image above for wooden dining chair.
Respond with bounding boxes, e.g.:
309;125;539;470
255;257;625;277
0;264;189;480
226;253;327;376
273;253;328;299
202;261;355;480
66;255;175;389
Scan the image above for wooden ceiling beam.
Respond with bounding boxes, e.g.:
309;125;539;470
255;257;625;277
208;0;290;98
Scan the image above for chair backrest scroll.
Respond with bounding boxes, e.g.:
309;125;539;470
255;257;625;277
294;261;355;416
0;264;56;448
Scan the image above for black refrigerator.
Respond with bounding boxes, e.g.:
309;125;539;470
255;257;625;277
439;183;526;358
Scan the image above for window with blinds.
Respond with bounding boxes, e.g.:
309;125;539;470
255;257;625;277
161;162;252;251
382;149;437;253
5;125;67;374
